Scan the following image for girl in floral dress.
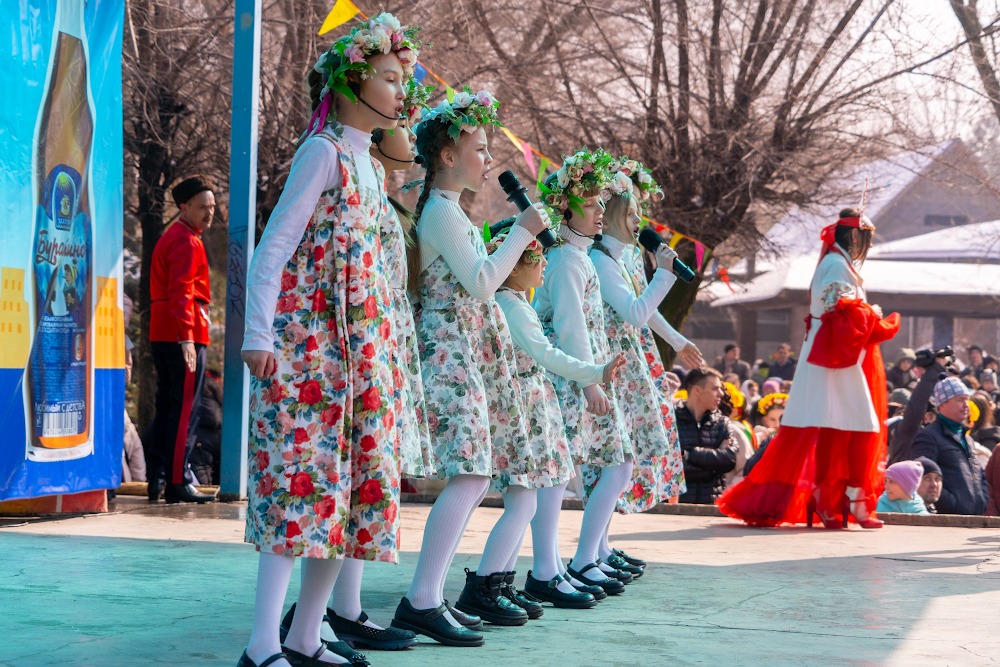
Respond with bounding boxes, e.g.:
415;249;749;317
486;227;626;610
583;162;704;574
320;79;436;654
531;149;632;596
388;90;551;646
238;14;419;667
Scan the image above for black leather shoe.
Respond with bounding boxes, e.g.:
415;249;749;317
597;558;633;584
164;483;215;504
500;571;543;619
455;569;528;626
147;477;165;502
237;651;286;667
282;644;369;667
564;572;607;600
523;572;597;609
279;603;369;662
390;597;485;647
443;599;482;630
612;548;646;568
328;609;417;650
566;562;625;595
606;553;644;578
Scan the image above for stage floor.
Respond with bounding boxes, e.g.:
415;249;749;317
2;497;999;666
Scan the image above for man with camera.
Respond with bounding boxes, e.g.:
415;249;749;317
887;345;955;465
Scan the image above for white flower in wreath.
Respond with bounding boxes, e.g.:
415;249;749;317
609;171;632;195
638;170;652;185
475;90;496;107
556;167;570;189
452;91;475;109
374;12;402;33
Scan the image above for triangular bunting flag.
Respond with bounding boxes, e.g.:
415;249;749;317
668;232;683;249
694;241;706;269
319;0;360;35
414;62;428;83
522;143;537;180
446;85;456;103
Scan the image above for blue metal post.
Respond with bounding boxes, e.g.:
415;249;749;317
220;0;261;500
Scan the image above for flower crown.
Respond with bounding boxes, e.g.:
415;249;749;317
306;13;422;136
483;223;544;264
608;157;664;214
723;382;746;410
419;87;503;142
538;148;614;218
404;78;435;120
757;392;789;415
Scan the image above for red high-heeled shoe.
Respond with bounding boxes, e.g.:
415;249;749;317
846;486;883;529
806;494;847;530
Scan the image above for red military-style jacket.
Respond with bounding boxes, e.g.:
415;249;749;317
149;218;211;345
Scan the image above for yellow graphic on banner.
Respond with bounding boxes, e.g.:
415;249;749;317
94;276;123;369
0;268;30;369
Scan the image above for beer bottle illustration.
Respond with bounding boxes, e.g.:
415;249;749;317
25;0;95;461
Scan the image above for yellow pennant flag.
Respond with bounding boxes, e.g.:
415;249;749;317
319;0;360;35
500;127;523;150
669;232;683;249
446;85;456;103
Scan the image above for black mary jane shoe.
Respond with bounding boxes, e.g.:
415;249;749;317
390;597;485;647
563;570;607;600
237;650;287;667
566;562;626;595
606;553;644;578
597;558;633;584
500;571;544;619
612;548;646;569
327;609;417;650
523;572;597;609
279;604;370;662
443;599;483;630
283;644;369;667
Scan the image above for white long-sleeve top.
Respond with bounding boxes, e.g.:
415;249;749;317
416;189;533;301
591;234;675;328
242;124;378;352
496;288;604;385
623;245;693;352
532;226;598;366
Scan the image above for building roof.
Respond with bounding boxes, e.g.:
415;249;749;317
866;219;1000;262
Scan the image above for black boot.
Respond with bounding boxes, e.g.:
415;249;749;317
500;571;543;619
455;569;528;626
147;477;165;503
164;483;215;504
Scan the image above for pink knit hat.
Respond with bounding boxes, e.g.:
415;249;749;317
885;460;924;499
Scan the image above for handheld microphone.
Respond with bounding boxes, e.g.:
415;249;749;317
638;227;696;283
497;170;557;248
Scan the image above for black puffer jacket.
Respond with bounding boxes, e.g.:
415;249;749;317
675;401;737;504
911;419;988;515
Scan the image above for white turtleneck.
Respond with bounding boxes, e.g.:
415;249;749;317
243;124;378;352
532;225;599;370
416;188;533;301
591;234;675;330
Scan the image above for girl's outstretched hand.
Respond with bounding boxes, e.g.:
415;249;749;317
514;201;550;236
242;349;277;379
677;343;704;369
602;353;627;383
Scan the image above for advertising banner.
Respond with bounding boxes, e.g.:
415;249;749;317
0;0;124;500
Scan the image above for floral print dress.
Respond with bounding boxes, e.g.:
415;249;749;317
416;194;531;479
246;131;402;562
579;245;671;511
493;288;575;492
380;205;434;479
534;243;630;467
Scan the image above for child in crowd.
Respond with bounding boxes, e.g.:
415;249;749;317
876;460;930;514
389;89;551;645
239;13;419;667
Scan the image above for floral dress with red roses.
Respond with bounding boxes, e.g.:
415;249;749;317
415;194;532;479
579;244;672;513
380;205;434;479
246;130;402;562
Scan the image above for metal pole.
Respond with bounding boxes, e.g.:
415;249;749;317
220;0;261;500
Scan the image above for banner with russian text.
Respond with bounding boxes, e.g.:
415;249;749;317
0;0;124;500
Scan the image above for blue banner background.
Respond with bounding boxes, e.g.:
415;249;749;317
0;0;124;500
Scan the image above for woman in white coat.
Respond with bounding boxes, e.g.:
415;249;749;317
717;208;899;528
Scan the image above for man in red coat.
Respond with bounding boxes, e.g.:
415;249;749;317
147;176;216;503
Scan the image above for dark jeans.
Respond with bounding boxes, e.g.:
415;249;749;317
146;342;206;485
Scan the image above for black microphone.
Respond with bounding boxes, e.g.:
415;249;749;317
497;170;556;248
414;154;424;165
638;227;696;282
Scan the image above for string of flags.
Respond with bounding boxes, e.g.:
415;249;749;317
318;0;729;283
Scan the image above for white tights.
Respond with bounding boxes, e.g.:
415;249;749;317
406;474;490;610
476;485;536;575
570;460;633;576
